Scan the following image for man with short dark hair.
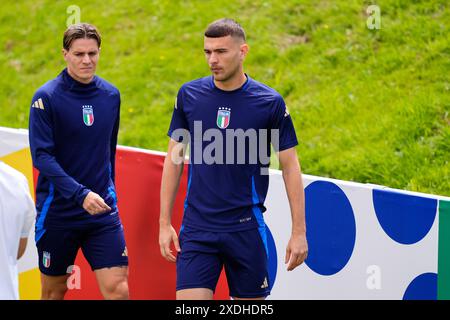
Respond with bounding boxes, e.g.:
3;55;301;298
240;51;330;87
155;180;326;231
159;18;308;300
29;23;129;300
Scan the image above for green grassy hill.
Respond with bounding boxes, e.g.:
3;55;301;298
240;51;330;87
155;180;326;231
0;0;448;196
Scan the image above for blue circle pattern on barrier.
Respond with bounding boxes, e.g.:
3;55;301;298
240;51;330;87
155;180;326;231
373;190;437;245
403;272;437;300
304;181;356;276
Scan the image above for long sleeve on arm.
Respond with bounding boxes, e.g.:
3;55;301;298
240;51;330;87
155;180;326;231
109;93;120;185
28;91;90;207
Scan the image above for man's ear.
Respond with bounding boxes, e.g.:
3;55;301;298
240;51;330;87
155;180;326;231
240;43;249;60
62;48;68;61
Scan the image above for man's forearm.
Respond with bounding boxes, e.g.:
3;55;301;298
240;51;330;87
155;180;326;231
33;151;90;206
160;157;184;226
282;166;306;235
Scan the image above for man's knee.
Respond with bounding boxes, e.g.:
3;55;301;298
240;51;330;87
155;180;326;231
102;278;129;300
41;284;68;300
41;274;69;300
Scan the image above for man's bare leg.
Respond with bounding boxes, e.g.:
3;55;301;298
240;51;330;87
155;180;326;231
176;288;213;300
95;266;129;300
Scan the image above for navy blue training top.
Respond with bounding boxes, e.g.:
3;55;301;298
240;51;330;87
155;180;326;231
168;75;298;232
29;68;121;238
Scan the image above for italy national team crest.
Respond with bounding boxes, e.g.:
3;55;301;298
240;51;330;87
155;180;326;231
43;251;51;268
82;105;94;126
217;107;231;129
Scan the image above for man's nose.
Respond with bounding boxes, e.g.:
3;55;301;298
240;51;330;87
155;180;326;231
82;54;91;64
209;52;218;64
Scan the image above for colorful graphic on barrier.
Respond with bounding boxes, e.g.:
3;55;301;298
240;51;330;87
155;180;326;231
0;126;449;300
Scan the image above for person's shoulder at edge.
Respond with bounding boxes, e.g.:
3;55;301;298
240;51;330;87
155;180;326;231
94;75;120;97
245;76;284;102
0;162;29;191
32;72;63;100
179;76;213;93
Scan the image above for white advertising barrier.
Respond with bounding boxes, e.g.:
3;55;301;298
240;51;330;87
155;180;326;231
1;126;449;300
264;172;449;299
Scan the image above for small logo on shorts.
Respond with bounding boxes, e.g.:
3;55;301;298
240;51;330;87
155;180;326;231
122;247;128;257
261;277;268;289
43;251;51;268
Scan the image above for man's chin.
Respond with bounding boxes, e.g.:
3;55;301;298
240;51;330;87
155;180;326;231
77;72;95;82
212;74;228;82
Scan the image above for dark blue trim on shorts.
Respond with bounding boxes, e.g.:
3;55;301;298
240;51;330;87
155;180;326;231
252;176;269;257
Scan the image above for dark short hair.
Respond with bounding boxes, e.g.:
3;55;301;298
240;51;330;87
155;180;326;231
204;18;246;42
63;23;101;50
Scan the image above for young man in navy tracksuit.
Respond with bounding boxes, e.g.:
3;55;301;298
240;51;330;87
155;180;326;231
29;23;128;300
159;19;308;300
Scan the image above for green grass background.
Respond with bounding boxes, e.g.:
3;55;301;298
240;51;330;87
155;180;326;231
0;0;448;196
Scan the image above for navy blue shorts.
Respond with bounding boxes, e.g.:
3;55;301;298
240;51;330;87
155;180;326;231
176;226;270;298
36;223;128;276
